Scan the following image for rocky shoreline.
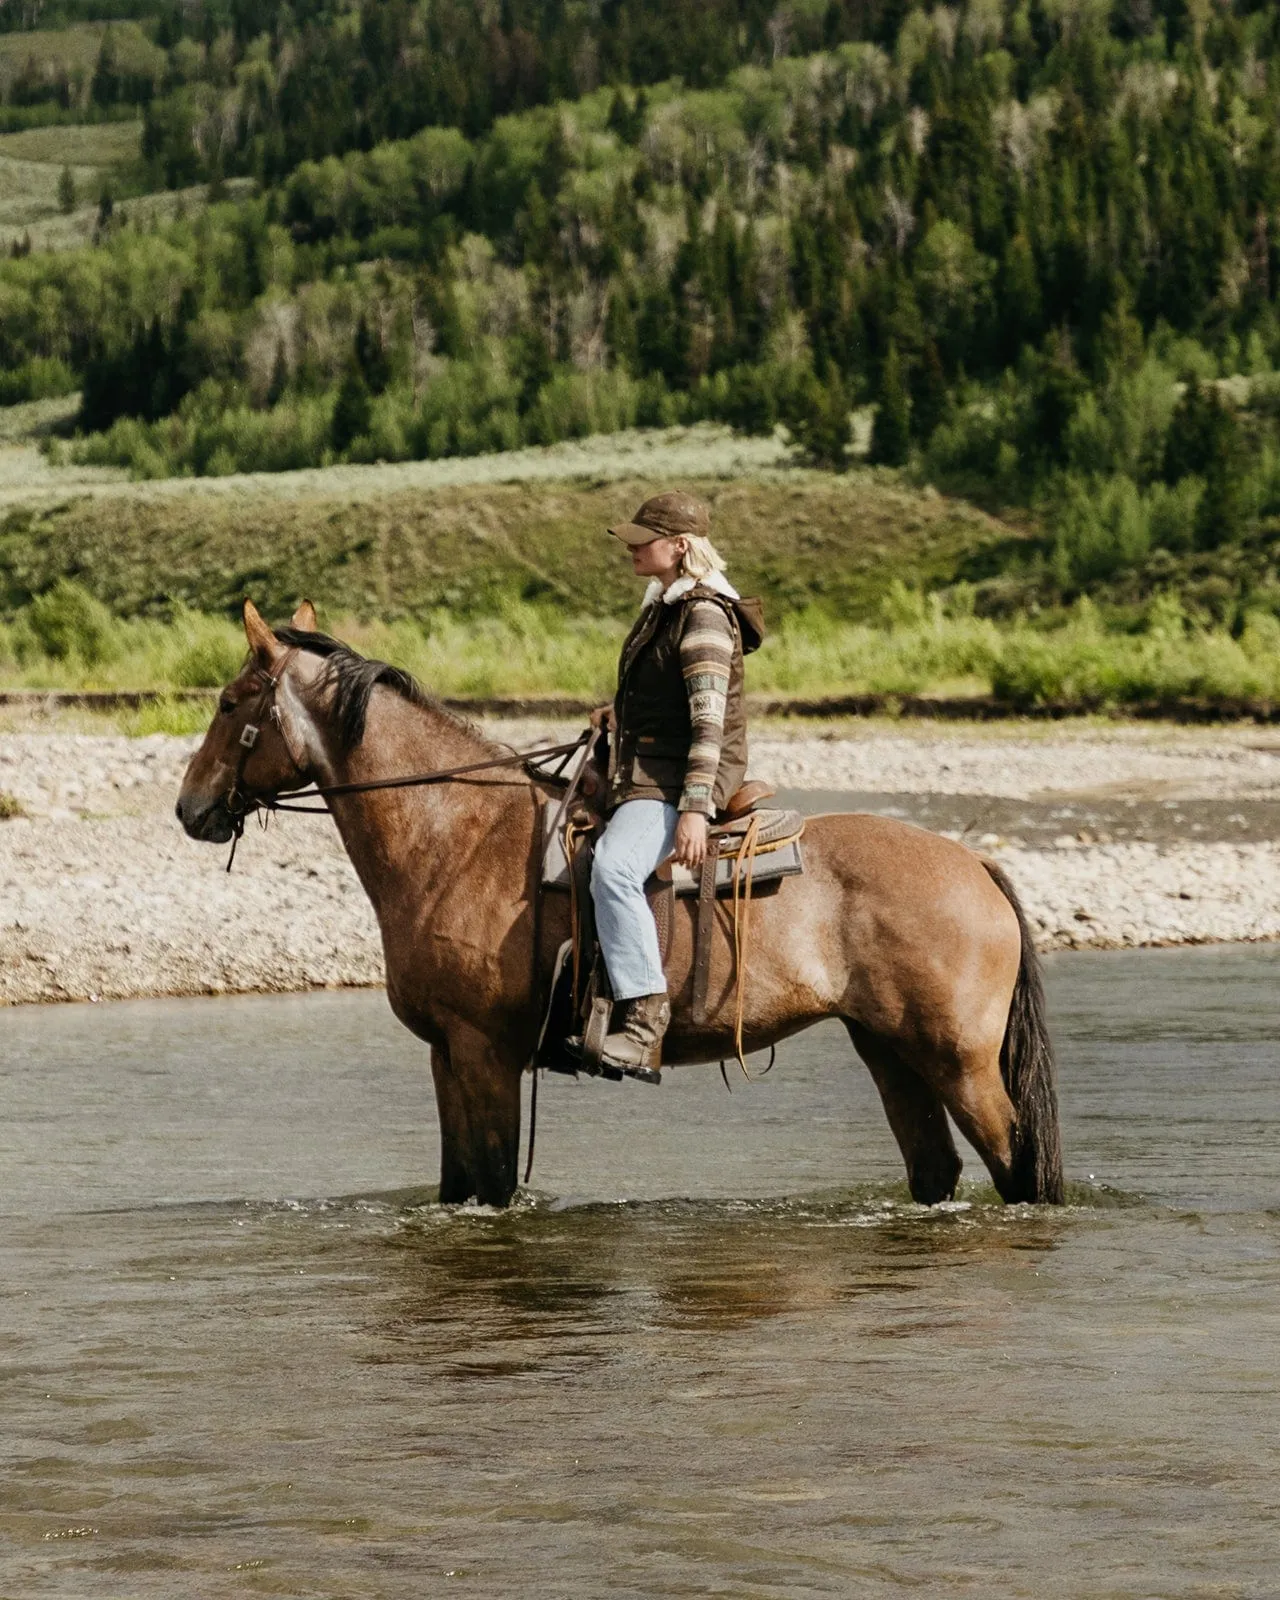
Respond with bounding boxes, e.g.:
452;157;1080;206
1;720;1278;1006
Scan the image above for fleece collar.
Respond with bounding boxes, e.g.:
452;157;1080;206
642;570;740;608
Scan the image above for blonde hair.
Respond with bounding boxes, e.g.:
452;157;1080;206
679;533;727;581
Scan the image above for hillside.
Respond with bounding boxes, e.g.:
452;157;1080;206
0;0;1277;649
0;421;1000;620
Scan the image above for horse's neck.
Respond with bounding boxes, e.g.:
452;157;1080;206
316;689;529;914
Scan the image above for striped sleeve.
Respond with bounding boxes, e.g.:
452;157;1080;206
677;599;735;815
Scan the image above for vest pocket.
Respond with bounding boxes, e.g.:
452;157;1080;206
630;752;685;789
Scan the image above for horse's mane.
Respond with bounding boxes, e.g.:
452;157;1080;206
273;626;484;751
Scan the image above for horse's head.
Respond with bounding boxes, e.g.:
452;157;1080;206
176;598;319;844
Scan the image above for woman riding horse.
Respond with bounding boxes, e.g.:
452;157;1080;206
590;491;764;1082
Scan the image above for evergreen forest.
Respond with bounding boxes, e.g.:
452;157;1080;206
3;0;1280;636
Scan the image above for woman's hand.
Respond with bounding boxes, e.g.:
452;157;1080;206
674;811;709;869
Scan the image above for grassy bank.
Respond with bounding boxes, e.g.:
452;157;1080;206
3;423;1278;721
5;587;1280;731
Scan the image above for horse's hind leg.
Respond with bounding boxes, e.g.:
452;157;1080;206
846;1023;962;1204
923;1044;1023;1203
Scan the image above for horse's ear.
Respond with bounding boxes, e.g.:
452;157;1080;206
291;599;317;631
243;599;282;668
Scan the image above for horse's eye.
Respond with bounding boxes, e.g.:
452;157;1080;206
218;695;235;716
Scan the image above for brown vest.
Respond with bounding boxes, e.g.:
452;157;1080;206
607;585;764;813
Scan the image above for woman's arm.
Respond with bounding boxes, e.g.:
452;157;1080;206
677;599;735;817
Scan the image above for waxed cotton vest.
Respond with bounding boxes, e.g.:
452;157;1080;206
607;585;765;814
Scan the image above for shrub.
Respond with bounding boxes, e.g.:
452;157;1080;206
25;580;119;664
171;628;244;687
1049;474;1152;587
0;357;77;406
524;368;642;444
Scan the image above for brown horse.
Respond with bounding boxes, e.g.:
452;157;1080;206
177;601;1064;1209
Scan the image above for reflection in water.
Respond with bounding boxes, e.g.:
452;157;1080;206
2;945;1280;1597
381;1193;1070;1347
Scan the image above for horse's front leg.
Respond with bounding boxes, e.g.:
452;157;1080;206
428;1021;523;1206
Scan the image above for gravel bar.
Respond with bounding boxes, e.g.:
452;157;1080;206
1;723;1278;1005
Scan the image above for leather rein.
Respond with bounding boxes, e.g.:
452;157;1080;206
222;649;589;870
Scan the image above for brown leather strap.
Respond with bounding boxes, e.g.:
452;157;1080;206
691;844;719;1024
730;814;761;1073
568;825;596;1016
649;876;674;968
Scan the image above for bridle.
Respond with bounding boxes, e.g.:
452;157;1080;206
220;647;590;870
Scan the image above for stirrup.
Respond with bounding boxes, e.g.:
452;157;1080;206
562;1033;623;1082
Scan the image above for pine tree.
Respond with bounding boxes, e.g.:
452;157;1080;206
90;29;120;108
331;367;372;454
354;316;391;394
785;367;853;471
869;343;910;466
910;340;949;444
266;342;289;408
57;166;76;215
1163;378;1245;547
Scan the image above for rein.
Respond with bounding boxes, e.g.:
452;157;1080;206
259;740;589;812
222;651;589;870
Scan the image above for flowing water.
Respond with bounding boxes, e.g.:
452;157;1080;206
2;945;1279;1598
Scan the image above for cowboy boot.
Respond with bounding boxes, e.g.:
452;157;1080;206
599;992;671;1085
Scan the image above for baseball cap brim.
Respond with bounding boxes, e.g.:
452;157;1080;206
608;521;662;546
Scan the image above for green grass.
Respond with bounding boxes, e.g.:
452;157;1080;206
0;121;141;167
4;587;1280;711
0;119;142;231
0;24;163;93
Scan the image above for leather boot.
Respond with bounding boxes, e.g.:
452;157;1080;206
600;992;670;1084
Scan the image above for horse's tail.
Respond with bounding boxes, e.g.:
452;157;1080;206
982;859;1065;1204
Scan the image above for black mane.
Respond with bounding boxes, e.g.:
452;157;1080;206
273;626;442;750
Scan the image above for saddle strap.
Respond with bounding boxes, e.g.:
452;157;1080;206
567;823;596;1014
730;814;761;1073
691;844;718;1024
652;876;674;968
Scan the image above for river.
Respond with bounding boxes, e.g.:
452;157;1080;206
3;945;1278;1597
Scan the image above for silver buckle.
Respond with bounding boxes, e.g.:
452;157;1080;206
239;724;260;749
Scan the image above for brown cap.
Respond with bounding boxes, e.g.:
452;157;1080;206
608;490;710;546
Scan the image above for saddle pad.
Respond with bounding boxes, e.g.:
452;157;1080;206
670;837;803;896
542;809;585;889
541;805;805;892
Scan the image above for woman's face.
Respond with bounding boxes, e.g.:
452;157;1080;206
628;534;685;583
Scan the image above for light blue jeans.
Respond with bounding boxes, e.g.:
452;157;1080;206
591;799;680;1001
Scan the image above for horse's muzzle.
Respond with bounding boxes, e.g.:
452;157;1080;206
175;792;236;844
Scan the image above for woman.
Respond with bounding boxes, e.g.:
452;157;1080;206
590;490;764;1082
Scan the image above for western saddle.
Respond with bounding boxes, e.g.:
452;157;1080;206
535;751;805;1080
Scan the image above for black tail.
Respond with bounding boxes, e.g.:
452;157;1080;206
983;860;1064;1204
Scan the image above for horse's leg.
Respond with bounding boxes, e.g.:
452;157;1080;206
921;1045;1023;1202
429;1021;522;1207
846;1023;962;1204
428;1042;477;1204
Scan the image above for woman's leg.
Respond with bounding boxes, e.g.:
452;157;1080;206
591;799;680;1001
